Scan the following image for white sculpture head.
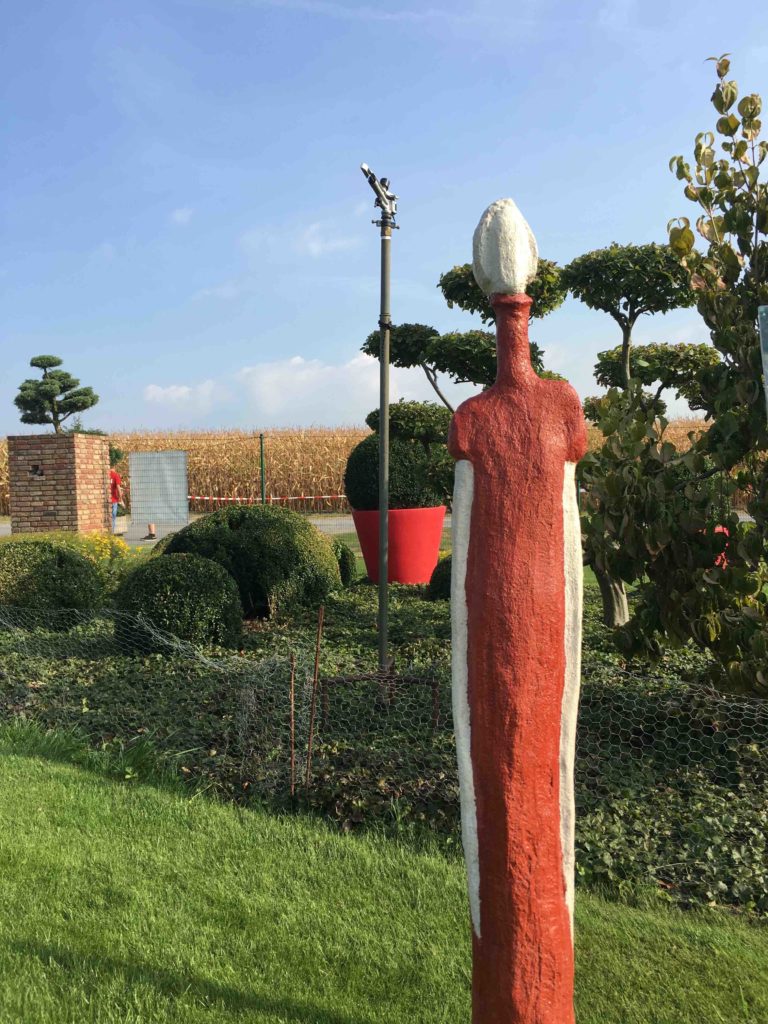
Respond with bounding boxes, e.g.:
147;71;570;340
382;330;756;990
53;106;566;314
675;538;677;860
472;198;538;297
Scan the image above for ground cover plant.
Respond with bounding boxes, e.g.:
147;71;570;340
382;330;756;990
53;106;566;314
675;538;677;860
1;577;765;918
1;723;766;1024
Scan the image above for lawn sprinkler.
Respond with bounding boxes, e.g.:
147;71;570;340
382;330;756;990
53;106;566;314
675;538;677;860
360;163;399;672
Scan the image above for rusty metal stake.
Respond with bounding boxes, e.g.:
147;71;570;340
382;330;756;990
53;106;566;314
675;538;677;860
305;605;325;790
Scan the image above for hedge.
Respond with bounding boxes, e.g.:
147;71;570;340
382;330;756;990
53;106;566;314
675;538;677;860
162;504;341;618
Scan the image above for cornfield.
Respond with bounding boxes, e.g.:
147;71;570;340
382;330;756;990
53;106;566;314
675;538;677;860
0;420;715;517
110;428;369;513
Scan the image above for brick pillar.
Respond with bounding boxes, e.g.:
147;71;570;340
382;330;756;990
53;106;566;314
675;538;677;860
7;434;110;534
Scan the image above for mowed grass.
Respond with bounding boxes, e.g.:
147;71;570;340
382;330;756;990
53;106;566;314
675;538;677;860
1;725;766;1024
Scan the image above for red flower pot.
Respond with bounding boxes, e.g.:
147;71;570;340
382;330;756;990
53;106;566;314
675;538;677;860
352;507;447;584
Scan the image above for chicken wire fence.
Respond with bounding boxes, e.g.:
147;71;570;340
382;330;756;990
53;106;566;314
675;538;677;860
0;604;766;914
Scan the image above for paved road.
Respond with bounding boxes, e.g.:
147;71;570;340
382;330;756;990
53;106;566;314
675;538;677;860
0;511;453;546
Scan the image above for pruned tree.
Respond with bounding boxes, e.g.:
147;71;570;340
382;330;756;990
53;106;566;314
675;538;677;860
15;356;98;433
362;259;565;410
593;341;722;412
563;246;698;628
562;244;695;388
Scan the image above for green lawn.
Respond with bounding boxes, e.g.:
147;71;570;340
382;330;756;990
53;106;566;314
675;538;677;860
1;724;766;1024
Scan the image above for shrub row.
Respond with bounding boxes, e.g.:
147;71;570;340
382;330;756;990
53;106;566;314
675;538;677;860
0;507;358;649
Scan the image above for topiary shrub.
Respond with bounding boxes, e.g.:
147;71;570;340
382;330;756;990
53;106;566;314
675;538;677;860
162;504;341;618
114;553;243;650
344;434;442;511
0;530;131;586
150;531;178;556
0;539;104;620
426;554;451;601
332;538;357;586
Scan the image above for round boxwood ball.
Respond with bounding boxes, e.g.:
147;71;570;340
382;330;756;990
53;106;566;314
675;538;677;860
332;538;357;586
0;539;103;621
162;504;341;618
114;553;243;649
426;554;451;601
344;434;441;511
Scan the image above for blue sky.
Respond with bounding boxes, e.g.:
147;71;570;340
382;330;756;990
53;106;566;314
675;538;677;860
1;0;766;432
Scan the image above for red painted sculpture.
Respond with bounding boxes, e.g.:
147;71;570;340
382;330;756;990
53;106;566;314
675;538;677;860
449;200;588;1024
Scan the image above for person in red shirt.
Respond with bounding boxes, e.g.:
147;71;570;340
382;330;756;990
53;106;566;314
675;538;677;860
109;468;123;533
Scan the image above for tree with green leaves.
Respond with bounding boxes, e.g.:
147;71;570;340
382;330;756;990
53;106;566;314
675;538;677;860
562;243;695;389
593;341;721;412
15;356;98;434
563;245;696;627
366;399;454;504
362;259;565;410
582;55;768;695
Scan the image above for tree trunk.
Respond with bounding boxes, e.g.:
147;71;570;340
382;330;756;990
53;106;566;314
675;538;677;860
621;325;632;389
594;567;629;628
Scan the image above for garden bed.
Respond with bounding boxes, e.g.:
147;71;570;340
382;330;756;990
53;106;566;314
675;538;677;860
1;582;766;916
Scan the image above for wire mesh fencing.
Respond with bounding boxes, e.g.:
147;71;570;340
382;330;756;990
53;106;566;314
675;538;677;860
0;603;765;915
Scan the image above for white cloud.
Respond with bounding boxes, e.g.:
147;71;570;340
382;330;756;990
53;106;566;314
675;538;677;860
297;222;360;258
141;355;479;428
171;207;194;226
143;379;226;413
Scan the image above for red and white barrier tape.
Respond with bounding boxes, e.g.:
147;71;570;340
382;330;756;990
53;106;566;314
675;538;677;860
187;494;347;503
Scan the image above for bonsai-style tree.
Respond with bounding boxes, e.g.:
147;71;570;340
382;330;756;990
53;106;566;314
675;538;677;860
362;259;566;410
562;245;697;628
593;341;721;412
562;243;695;388
15;356;98;433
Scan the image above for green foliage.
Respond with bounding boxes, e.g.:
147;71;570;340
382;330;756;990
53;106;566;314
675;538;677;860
66;420;124;467
2;581;768;919
563;244;694;390
579;58;768;694
0;539;103;616
363;325;544;388
426;554;451;601
594;342;721;411
344;434;442;511
114;553;243;650
331;538;357;586
163;504;341;618
151;532;178;556
563;244;694;326
361;260;561;405
362;323;438;370
0;531;133;592
366;401;454;505
366;400;451;446
437;259;567;323
15;355;99;434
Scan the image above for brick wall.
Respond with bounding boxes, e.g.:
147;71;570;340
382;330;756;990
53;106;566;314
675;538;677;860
8;434;110;534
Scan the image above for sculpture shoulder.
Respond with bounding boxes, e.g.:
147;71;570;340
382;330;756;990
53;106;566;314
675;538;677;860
541;379;588;461
448;394;485;461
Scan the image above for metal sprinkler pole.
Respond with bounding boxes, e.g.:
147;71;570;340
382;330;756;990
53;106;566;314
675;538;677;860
360;163;398;672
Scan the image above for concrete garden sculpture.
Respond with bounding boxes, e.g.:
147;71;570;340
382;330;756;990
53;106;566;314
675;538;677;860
450;198;587;1023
